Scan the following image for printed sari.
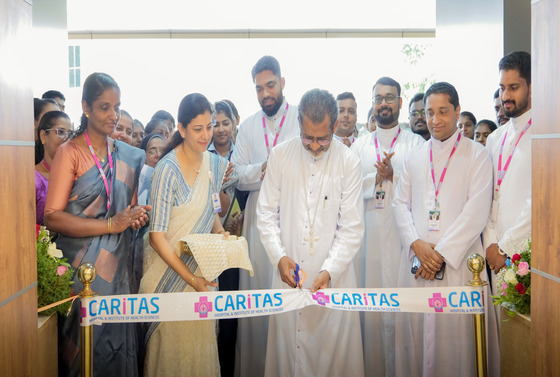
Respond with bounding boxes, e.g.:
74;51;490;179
139;150;227;377
55;140;144;377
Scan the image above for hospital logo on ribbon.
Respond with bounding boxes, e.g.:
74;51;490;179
80;306;87;324
195;296;213;318
312;292;330;306
428;293;447;313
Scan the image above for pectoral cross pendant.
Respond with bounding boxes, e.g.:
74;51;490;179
305;229;319;255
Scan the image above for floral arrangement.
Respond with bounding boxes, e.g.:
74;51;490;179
37;225;74;316
492;240;531;315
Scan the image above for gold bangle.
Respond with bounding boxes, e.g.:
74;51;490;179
107;217;112;234
191;275;196;285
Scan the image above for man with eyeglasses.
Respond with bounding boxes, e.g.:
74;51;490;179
409;92;430;140
232;55;300;377
351;76;424;377
257;88;364;377
334;92;358;146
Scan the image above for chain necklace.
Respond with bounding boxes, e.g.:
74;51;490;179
301;147;331;255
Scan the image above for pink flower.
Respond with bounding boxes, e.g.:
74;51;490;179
56;265;68;276
517;261;530;276
515;283;526;295
36;224;41;239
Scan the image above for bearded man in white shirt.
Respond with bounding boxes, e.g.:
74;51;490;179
484;51;532;273
393;82;499;377
352;76;424;377
257;88;364;377
231;55;300;377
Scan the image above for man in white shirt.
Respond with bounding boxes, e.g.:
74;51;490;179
393;82;499;376
484;51;532;273
409;92;430;140
493;88;510;127
352;76;424;377
334;92;358;146
257;88;365;377
366;106;377;133
231;55;300;377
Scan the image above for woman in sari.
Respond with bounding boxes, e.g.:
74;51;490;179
35;110;72;225
139;93;228;377
44;72;150;377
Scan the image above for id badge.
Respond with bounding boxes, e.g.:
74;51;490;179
211;192;222;213
375;191;386;209
428;210;440;231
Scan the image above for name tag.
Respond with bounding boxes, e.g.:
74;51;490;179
211;192;222;213
428;210;440;231
375;191;386;209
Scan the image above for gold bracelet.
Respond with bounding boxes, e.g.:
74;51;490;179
107;217;112;234
191;275;196;285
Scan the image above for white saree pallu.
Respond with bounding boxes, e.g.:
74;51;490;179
179;234;254;281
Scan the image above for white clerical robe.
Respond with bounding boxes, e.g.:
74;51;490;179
257;137;365;377
483;109;532;256
352;126;424;377
392;129;499;377
231;99;300;377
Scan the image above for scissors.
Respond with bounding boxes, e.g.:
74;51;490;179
294;263;302;290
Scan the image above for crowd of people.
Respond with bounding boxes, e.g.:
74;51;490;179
34;50;532;377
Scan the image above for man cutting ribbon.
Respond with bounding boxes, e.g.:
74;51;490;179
257;88;365;377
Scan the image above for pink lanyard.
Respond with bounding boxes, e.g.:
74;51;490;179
496;119;532;193
429;132;461;207
84;131;114;211
262;103;289;156
374;128;401;163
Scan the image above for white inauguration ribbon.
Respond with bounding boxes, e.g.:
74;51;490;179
80;286;487;326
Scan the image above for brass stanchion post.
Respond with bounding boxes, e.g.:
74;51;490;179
78;263;98;377
466;253;488;377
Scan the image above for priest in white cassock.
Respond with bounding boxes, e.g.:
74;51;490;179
257;89;365;377
352;76;424;377
484;51;532;276
231;56;300;377
393;82;499;377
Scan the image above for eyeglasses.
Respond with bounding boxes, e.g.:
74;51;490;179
146;147;163;156
373;94;400;105
301;134;332;147
410;110;426;118
45;128;73;140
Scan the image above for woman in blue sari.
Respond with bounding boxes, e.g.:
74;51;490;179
139;93;228;377
44;72;150;377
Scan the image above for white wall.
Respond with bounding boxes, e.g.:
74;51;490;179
56;0;508;128
32;0;68;99
434;0;504;122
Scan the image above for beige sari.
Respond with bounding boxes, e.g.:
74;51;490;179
139;152;221;377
